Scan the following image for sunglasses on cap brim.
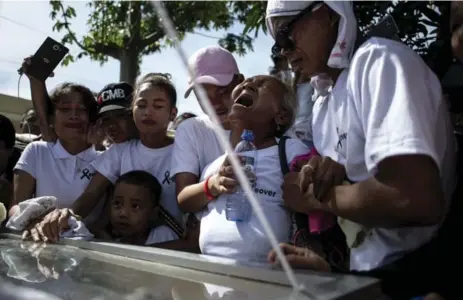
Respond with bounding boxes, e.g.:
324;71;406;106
272;1;324;56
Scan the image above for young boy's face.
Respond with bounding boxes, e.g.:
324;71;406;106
110;182;156;237
98;110;134;144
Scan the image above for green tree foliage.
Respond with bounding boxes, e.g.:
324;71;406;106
49;1;452;85
49;0;258;84
236;1;451;80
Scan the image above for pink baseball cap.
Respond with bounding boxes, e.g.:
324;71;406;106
184;46;240;98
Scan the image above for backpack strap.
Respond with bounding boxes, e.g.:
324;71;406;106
278;136;291;175
278;136;309;232
159;206;184;238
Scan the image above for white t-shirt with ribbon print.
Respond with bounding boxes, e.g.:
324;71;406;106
14;140;105;224
197;138;308;263
92;139;183;225
171;115;230;179
311;37;457;271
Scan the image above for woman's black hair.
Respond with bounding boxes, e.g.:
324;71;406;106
47;82;98;123
138;72;172;81
134;74;177;107
114;170;162;206
0;114;15;149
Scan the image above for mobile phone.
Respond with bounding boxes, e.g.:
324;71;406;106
20;37;69;81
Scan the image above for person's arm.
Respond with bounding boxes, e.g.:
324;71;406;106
73;144;122;218
151;236;200;253
170;119;203;212
9;142;38;216
150;216;201;253
9;171;35;217
321;41;451;228
177;157;238;213
176;173;211;213
323;155;443;227
29;80;52;140
21;57;55;141
86;186;112;235
71;172;111;218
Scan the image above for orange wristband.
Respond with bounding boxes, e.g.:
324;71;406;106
204;176;216;201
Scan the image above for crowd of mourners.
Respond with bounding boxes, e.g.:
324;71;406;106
2;0;463;299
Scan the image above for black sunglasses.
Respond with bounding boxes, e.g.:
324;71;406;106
272;1;323;56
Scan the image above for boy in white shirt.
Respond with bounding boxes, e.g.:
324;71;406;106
96;170;178;245
44;170;178;245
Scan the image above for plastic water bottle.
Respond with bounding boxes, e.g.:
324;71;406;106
226;129;257;222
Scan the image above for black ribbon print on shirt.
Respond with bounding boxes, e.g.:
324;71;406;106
335;127;347;152
162;171;171;185
80;168;92;180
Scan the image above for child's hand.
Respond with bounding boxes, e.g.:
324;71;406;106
267;243;331;272
23;208;73;243
20;56;54;81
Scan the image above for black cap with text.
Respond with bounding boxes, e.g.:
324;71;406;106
96;82;134;115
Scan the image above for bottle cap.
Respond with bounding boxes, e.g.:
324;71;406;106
241;129;254;141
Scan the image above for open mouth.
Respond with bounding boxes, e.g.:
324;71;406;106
234;94;254;108
141;120;156;125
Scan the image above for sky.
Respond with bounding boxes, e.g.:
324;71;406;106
0;1;274;116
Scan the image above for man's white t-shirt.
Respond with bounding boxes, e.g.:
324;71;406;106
171;115;230;178
286;82;315;148
14;140;104;223
312;37;457;271
144;225;178;245
197;139;308;263
92;139;183;225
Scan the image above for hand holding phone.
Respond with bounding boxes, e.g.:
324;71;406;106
18;37;69;81
19;56;55;81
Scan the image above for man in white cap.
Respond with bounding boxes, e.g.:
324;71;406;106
171;45;244;215
266;0;457;298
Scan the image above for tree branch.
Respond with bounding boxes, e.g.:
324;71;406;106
57;1;120;59
93;43;120;60
140;31;165;48
56;2;91;52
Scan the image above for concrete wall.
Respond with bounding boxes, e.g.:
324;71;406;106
0;93;33;131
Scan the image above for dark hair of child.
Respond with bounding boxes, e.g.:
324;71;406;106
138;73;172;82
133;74;177;108
114;170;162;206
47;82;98;123
0;115;16;150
